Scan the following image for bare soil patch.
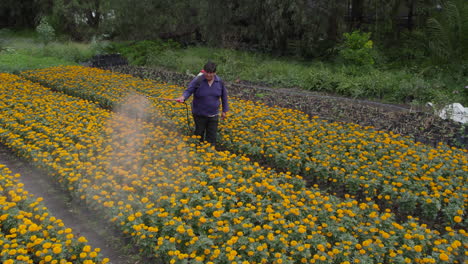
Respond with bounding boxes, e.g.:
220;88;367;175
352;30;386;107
107;65;467;149
2;65;463;263
0;144;147;264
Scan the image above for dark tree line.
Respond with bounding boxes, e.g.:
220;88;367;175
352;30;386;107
1;0;467;59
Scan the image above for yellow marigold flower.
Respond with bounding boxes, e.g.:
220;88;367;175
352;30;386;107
43;242;52;249
52;246;62;254
439;253;449;261
212;210;223;218
414;245;422;252
83;245;91;252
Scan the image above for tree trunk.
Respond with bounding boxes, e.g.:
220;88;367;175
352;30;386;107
0;0;38;28
407;0;414;31
351;0;364;30
328;6;339;42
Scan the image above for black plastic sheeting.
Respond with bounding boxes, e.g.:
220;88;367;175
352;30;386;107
89;54;128;67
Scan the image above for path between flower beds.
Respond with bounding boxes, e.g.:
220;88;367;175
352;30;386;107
105;65;467;149
0;144;146;264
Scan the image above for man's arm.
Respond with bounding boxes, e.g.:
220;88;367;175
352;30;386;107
221;81;229;116
177;77;199;102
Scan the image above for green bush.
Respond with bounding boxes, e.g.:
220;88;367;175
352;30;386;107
303;67;337;93
338;31;375;66
106;40;181;65
147;49;181;70
41;42;94;63
36;17;55;45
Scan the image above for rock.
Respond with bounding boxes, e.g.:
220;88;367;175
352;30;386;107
438;103;468;124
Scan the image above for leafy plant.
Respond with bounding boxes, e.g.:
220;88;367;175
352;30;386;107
338;30;375;66
426;0;468;63
106;40;181;66
36;17;55;45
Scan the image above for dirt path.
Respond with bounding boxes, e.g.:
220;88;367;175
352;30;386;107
107;65;467;149
0;144;145;264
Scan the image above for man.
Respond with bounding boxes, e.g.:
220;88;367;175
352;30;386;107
176;61;229;146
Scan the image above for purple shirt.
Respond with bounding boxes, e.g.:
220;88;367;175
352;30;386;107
183;75;229;117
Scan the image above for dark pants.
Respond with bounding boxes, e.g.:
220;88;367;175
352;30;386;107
193;114;219;146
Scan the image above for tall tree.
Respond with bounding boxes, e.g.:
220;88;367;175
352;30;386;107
42;0;109;40
105;0;195;41
350;0;365;30
0;0;40;28
426;0;468;62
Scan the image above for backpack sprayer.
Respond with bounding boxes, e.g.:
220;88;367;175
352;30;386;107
145;96;194;135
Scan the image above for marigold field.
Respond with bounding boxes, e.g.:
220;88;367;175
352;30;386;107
0;66;467;264
0;164;109;264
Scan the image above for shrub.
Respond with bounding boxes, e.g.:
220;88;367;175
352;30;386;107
303;67;338;93
106;40;181;66
338;31;375;66
36;17;55;45
147;49;180;70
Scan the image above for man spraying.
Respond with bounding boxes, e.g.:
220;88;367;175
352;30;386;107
176;61;229;147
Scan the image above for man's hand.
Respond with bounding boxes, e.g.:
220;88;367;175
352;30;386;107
221;112;227;120
176;96;185;103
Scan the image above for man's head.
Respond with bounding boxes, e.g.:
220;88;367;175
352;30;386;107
203;61;216;81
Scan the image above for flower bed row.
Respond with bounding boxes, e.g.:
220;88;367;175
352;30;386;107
3;72;466;263
21;66;468;230
0;164;107;264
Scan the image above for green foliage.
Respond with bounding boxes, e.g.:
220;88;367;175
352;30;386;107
90;35;112;55
0;29;9;52
212;50;254;80
44;0;106;41
338;31;375;66
426;0;468;63
147;49;181;71
0;30;97;72
36;17;56;44
0;53;75;73
138;44;466;106
0;0;39;28
104;0;194;41
106;40;181;66
14;40;95;63
2;26;466;107
41;42;95;63
383;29;428;68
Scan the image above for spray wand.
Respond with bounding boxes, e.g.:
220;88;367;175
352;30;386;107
146;96;193;135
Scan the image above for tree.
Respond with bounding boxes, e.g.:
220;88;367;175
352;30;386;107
0;0;40;28
426;0;468;62
41;0;109;40
103;0;196;41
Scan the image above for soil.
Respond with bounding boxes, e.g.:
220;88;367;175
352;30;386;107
106;65;467;149
2;65;465;263
0;144;146;264
228;81;468;149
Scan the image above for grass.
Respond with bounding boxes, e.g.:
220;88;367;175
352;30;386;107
1;29;466;107
0;30;95;73
0;53;77;73
165;46;468;107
